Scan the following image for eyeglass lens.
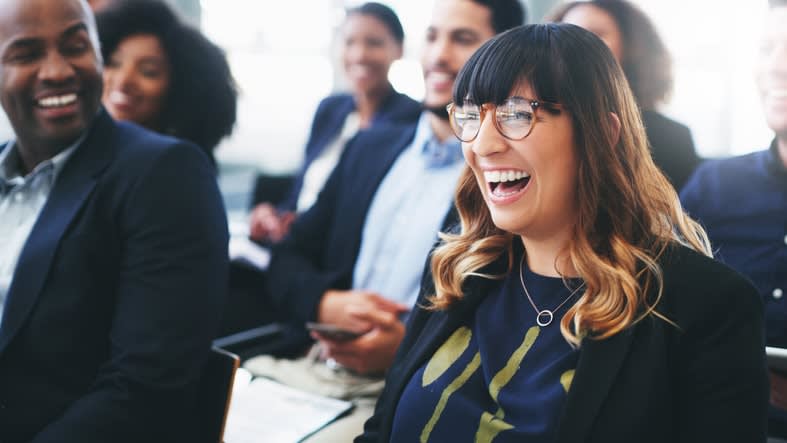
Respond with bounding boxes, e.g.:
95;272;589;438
450;97;535;142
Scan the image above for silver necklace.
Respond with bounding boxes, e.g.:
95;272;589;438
518;254;585;327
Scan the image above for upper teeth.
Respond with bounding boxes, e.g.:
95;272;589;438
349;65;371;75
428;72;453;82
38;94;77;108
484;170;530;183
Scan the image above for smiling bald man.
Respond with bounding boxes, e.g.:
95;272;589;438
0;0;228;441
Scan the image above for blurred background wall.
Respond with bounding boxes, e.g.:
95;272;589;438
0;0;772;178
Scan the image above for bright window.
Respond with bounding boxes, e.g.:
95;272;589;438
0;1;773;165
635;0;772;156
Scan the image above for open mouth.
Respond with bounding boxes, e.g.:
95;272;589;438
347;65;372;76
765;89;787;106
425;71;455;90
36;93;77;109
484;169;531;197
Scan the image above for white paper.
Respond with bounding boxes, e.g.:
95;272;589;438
224;373;354;443
228;236;271;271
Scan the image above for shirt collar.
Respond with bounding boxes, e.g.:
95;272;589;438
0;134;83;184
0;141;24;182
412;112;463;169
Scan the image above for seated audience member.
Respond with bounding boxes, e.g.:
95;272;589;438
248;2;420;243
0;0;228;441
244;0;525;440
358;23;768;443
681;1;787;439
96;0;237;165
550;0;700;190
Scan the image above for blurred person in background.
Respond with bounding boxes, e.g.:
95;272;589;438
550;0;700;190
681;1;787;440
247;2;420;243
96;0;237;166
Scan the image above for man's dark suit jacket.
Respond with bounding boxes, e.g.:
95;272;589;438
278;90;421;212
268;117;455;325
357;245;769;443
0;111;229;443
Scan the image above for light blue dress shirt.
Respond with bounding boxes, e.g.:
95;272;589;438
0;139;78;328
352;113;465;308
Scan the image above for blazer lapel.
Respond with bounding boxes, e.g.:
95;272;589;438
555;327;636;443
344;123;416;217
0;111;115;354
379;273;496;439
402;287;486;380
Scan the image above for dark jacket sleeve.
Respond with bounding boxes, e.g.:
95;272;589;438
266;160;348;324
31;143;229;443
671;262;768;442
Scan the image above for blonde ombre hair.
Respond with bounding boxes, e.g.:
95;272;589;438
429;24;710;346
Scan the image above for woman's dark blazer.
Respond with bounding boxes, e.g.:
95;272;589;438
642;110;700;191
357;244;768;443
279;88;421;211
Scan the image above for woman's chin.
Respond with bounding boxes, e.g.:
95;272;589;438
488;212;525;236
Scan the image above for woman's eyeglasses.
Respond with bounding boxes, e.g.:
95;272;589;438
446;96;563;142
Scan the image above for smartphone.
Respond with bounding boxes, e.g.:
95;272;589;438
305;322;362;342
767;346;787;372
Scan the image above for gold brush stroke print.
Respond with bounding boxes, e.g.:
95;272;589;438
475;326;540;442
421;352;482;443
475;410;514;443
489;326;540;404
422;327;473;386
560;369;575;393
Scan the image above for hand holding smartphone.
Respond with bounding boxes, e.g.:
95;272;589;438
305;322;363;342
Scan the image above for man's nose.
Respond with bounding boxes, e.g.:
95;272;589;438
425;36;452;68
38;50;76;84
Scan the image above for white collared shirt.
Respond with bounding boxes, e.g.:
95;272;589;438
352;113;464;308
0;139;78;328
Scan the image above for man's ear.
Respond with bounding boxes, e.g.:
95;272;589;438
608;112;621;146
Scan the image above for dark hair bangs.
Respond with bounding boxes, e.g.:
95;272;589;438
453;25;565;107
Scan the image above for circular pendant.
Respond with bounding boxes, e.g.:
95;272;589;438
536;310;554;327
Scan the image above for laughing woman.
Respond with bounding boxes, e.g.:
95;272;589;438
357;24;767;443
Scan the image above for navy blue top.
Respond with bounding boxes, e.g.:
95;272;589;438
390;252;581;442
680;140;787;434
